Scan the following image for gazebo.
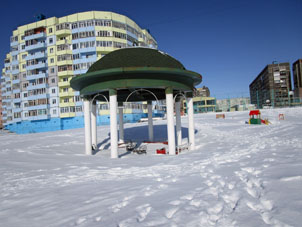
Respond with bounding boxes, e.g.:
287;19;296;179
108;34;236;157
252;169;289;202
70;47;202;158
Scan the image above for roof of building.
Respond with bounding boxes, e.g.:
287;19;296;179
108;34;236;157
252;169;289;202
70;47;202;102
87;48;185;72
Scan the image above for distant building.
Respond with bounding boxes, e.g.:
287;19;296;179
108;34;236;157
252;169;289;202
183;96;216;113
194;86;210;97
249;62;292;108
293;59;302;98
216;97;252;112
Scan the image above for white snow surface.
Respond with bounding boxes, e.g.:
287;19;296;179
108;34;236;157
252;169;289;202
1;108;302;227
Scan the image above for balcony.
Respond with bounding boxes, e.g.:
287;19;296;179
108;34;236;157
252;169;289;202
60;112;76;118
58;70;73;77
25;42;47;51
73;56;97;64
27;83;48;90
27;73;47;81
12;79;20;84
73;47;96;54
58;81;70;87
56;29;71;36
12;88;21;94
56;39;71;46
24;32;46;41
13;108;22;113
59;91;74;97
10;40;19;47
13;117;22;123
11;50;19;56
4;62;10;68
28;114;50;121
26;62;47;70
11;60;19;65
27;104;50;111
56;49;72;55
57;60;73;66
27;93;49;100
11;69;19;75
59;102;75;107
25;51;47;61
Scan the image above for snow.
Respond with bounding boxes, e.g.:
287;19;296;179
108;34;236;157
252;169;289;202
1;107;302;227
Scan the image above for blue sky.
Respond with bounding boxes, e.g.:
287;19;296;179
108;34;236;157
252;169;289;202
1;0;301;98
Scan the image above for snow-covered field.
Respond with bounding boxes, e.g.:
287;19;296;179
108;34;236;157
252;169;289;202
1;108;302;227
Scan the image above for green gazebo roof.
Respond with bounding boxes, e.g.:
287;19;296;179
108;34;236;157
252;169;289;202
70;47;202;102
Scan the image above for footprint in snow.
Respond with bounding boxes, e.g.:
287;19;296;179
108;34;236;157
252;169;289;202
136;204;152;222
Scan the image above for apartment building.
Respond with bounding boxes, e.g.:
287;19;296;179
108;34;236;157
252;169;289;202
249;62;292;108
0;11;157;134
293;59;302;98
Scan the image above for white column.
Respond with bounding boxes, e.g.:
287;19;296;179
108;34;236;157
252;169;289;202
187;93;195;150
91;101;97;150
166;88;176;155
110;89;118;158
175;101;182;147
147;101;154;142
84;99;92;155
118;103;124;143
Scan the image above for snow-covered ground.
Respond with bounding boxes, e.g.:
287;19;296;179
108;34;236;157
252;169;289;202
1;108;302;227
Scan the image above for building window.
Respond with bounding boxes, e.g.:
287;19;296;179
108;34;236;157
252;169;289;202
64;98;69;103
63;88;68;92
50;58;54;63
52;99;56;104
50;68;55;73
51;78;55;83
52;88;56;94
63;77;68;82
49;38;53;44
49;28;53;33
50;48;53;53
53;109;56;114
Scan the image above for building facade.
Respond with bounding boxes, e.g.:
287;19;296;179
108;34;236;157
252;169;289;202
183;96;216;114
293;59;302;99
0;11;157;134
249;62;292;109
216;97;252;112
194;86;210;97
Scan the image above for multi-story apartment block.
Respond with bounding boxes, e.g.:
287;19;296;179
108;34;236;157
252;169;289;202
293;59;302;98
194;86;210;97
0;11;157;134
249;62;292;108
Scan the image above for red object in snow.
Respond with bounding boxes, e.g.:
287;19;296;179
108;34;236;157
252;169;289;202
156;148;166;154
249;110;261;116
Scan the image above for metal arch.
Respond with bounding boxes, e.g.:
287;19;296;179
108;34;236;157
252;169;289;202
173;92;187;103
90;93;109;111
125;88;162;110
